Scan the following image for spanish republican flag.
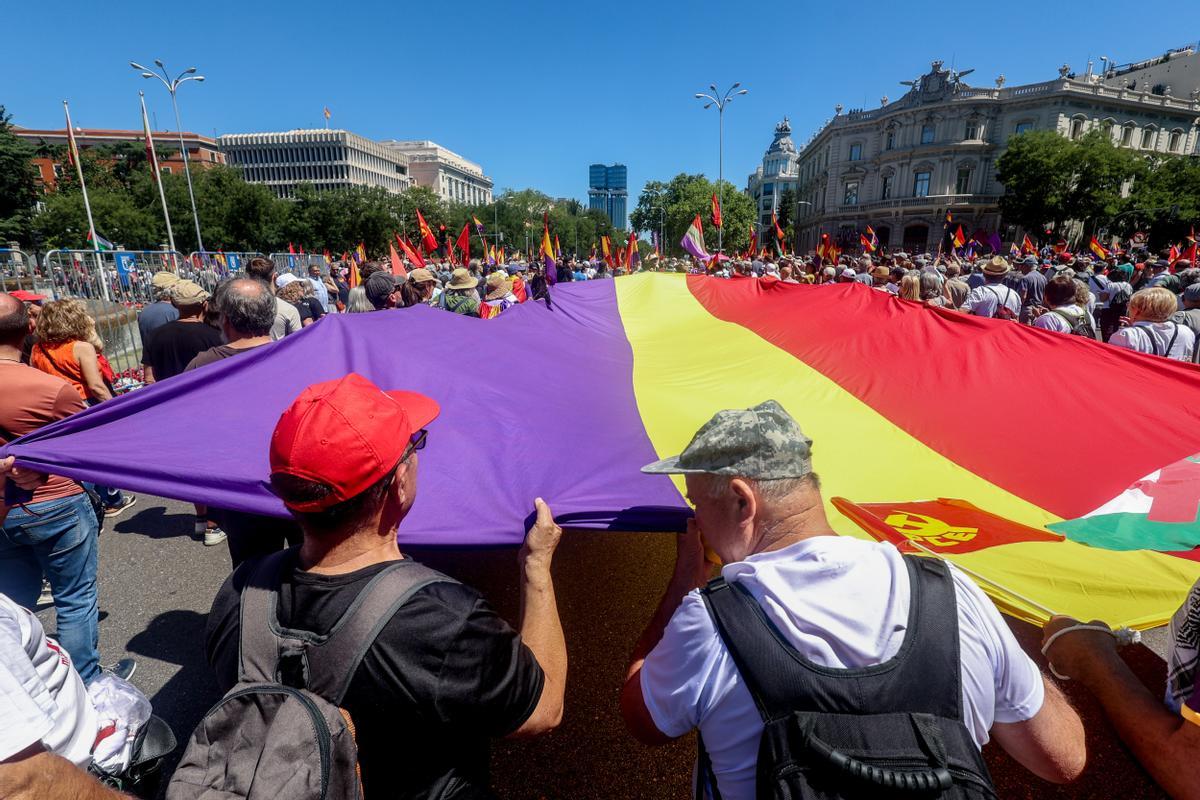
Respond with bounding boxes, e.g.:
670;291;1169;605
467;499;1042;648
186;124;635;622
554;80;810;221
710;192;722;228
472;216;485;236
455;224;471;265
416;209;438;254
816;233;831;262
540;226;557;285
601;235;612;266
772;212;785;242
1020;234;1037;255
747;224;757;258
1089;236;1110;260
354;242;367;263
952;225;966;250
627;231;639;269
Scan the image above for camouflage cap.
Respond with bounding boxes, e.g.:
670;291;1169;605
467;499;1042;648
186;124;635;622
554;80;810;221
641;400;813;479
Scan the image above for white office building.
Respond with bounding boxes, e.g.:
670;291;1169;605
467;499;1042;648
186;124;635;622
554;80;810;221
381;140;493;206
219;129;410;198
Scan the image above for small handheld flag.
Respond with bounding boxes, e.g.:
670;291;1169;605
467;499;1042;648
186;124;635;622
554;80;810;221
711;193;723;229
416;209;438;254
455;224;471;266
952;225;966;250
1088;236;1110;260
540;225;557;285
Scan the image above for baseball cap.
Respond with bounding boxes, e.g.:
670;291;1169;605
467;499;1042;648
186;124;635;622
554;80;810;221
641;399;813;480
171;279;209;304
152;271;180;290
8;290;46;303
275;273;299;288
269;373;440;512
408;268;435;284
364;271;397;308
840;267;856;278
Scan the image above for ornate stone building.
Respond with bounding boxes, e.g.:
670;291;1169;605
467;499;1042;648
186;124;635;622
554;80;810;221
746;118;800;232
777;50;1200;255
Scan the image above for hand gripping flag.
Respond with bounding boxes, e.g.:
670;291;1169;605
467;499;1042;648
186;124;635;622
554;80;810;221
711;193;722;228
416;209;438;254
680;215;710;262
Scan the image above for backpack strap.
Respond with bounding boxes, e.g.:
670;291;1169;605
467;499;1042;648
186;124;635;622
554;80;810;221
237;549;447;705
1165;322;1181;360
699;555;960;722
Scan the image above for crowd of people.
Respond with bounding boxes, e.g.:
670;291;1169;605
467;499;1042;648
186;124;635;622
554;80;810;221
2;242;1200;799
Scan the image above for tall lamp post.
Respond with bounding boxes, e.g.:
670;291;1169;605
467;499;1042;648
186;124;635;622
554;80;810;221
694;82;748;255
131;60;206;254
651;206;666;257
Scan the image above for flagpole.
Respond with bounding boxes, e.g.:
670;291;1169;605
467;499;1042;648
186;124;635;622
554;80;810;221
64;100;110;302
140;91;176;263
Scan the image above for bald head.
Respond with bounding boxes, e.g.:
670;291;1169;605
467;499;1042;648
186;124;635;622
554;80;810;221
0;293;30;348
219;277;275;338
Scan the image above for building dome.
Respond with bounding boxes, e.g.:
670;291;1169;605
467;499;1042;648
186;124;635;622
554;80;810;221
766;117;797;155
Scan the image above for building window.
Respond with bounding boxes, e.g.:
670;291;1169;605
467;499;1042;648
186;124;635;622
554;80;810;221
1142;128;1156;149
849;143;862;161
1069;118;1085;140
920;124;935;144
844;182;859;206
881;174;893;200
1121;125;1134;146
955;168;971;195
885;129;896;150
913;171;931;198
1169;130;1183;153
965;120;980;140
1014;121;1034;135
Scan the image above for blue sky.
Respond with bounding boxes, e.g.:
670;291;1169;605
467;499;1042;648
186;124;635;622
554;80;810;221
4;0;1195;205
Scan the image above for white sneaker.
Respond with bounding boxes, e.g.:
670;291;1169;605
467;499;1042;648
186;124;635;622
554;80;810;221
203;526;227;546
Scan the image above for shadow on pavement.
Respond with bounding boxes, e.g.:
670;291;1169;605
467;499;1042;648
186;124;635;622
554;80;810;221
126;608;222;796
113;508;196;540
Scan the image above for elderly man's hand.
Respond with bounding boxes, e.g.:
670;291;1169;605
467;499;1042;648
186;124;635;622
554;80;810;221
1042;615;1118;681
521;498;563;568
673;519;716;591
0;457;48;492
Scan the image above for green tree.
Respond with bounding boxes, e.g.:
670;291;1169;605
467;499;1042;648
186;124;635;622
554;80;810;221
1063;131;1145;239
996;130;1076;234
631;174;755;257
1124;155;1200;246
0;106;40;243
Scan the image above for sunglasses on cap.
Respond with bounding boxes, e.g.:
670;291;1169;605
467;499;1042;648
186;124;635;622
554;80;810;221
401;429;427;462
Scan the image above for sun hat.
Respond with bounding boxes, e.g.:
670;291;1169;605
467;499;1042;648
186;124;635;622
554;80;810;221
152;271;180;290
269;373;439;512
171;279;209;305
485;271;513;300
447;268;478;290
982;256;1010;276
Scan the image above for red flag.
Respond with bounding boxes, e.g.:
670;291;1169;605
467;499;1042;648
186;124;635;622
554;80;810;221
416;209;438;253
772;212;785;241
626;231;639;268
952;226;966;249
288;242;296;255
398;236;426;268
1021;235;1037;255
748;224;757;258
455;224;471;266
388;243;408;278
711;193;723;228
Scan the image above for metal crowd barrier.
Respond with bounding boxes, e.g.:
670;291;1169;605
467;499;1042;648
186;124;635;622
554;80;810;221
0;248;51;294
185;251;264;291
269;252;329;278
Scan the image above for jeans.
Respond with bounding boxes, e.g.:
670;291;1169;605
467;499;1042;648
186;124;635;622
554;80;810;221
83;481;124;509
0;492;100;683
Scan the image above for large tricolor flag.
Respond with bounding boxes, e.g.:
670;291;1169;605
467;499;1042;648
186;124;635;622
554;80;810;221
1089;236;1110;260
10;277;1200;629
952;225;966;250
680;215;710;262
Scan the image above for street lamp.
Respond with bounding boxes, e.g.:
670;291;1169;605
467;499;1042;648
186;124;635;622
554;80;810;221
131;59;206;254
650;206;666;257
694;82;748;255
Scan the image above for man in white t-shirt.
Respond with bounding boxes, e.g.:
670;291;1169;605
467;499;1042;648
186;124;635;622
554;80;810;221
0;592;125;799
965;256;1022;318
620;401;1086;799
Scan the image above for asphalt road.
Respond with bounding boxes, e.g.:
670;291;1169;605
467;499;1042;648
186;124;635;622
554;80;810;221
38;494;1171;799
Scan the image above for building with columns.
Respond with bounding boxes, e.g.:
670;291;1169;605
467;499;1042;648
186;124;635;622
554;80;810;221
380;140;493;206
218;129;410;198
777;47;1200;255
746;118;800;233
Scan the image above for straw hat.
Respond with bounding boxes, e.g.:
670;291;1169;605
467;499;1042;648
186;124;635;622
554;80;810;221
485;271;513;300
982;256;1011;276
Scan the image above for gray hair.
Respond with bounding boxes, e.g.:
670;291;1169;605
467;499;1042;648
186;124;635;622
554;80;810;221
691;472;820;504
345;285;374;313
919;270;942;300
219;277;275;336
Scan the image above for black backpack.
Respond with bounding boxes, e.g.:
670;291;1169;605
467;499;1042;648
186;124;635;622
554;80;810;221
697;555;996;800
168;549;446;800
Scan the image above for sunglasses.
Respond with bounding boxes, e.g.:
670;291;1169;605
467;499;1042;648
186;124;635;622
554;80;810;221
401;429;427;462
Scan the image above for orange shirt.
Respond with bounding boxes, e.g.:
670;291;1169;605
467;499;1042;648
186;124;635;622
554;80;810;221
31;340;88;402
0;361;86;504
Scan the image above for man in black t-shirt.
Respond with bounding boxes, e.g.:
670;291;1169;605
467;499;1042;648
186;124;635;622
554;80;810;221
141;280;222;383
204;374;567;797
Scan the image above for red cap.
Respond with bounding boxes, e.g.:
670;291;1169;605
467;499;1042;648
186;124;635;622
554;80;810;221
269;373;439;511
9;290;47;303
